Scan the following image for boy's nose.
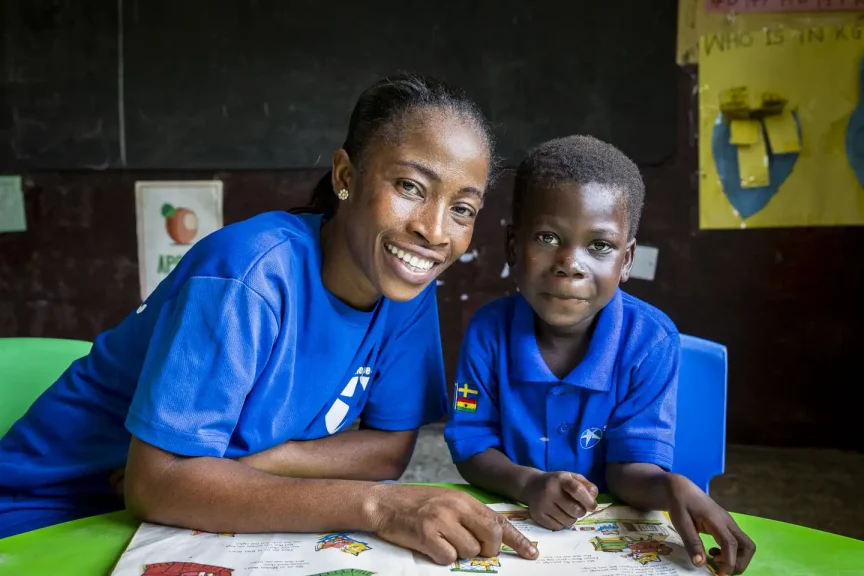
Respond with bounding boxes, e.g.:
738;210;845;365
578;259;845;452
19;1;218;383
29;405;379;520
553;249;587;278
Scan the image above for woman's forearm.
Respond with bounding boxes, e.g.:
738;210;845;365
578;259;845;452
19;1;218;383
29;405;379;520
238;427;418;481
125;437;385;534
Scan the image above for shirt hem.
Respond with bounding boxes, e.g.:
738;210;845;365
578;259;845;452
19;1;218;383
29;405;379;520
125;412;229;458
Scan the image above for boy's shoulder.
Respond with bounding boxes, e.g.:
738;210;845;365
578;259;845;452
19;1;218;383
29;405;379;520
618;290;679;350
465;294;521;335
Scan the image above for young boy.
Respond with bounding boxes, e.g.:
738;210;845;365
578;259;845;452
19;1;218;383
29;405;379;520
445;136;755;576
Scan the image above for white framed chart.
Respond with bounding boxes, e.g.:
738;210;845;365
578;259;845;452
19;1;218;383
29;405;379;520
135;180;223;301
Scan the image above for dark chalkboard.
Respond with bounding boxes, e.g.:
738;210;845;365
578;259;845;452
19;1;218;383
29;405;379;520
0;0;120;170
2;0;678;170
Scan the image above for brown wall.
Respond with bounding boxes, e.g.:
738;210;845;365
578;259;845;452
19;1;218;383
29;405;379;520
1;70;862;450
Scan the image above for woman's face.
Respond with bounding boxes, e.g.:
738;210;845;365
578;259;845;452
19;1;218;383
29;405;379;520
333;108;491;302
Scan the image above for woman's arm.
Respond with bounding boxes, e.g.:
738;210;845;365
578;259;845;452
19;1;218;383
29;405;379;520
238;424;417;481
126;437;377;533
125;437;539;565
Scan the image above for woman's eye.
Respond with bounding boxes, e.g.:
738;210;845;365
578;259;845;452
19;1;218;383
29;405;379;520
398;180;420;195
536;233;559;246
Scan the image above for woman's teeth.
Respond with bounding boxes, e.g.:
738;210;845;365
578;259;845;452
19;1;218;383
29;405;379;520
386;243;435;271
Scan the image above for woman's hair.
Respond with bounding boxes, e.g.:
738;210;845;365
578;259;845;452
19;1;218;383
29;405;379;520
292;73;496;218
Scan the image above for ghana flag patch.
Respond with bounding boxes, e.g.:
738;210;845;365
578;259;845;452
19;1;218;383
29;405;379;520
455;383;479;413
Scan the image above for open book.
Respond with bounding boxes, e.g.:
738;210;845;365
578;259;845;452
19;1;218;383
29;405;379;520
111;503;715;575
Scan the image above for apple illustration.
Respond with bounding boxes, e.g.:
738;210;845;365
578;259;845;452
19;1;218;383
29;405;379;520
161;203;198;245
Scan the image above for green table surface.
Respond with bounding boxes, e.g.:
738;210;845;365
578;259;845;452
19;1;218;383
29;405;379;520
1;483;862;575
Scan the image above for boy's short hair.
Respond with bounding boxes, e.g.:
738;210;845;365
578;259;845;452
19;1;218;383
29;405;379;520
512;135;646;239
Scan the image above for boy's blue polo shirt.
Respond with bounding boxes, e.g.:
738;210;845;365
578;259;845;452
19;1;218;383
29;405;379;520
0;212;447;538
444;290;679;491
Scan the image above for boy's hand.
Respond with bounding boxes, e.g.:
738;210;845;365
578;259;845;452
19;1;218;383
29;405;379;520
369;485;539;565
522;471;599;531
665;475;756;575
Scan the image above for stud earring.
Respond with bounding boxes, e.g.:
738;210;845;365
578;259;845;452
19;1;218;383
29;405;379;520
337;188;349;201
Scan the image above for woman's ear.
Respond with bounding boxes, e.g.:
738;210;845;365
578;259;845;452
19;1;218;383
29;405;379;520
331;149;355;194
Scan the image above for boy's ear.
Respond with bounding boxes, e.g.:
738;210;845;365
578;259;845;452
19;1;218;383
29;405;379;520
505;224;516;268
619;238;637;282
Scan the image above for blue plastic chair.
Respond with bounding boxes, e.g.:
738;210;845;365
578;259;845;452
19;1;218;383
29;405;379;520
673;334;727;495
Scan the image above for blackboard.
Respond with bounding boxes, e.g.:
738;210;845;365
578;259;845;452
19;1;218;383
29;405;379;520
2;0;678;170
0;0;120;170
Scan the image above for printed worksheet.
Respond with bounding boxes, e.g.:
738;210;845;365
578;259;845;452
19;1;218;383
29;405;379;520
111;504;715;575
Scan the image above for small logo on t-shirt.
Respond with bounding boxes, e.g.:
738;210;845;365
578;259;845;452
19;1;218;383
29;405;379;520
325;366;373;434
454;382;478;413
136;303;147;314
580;427;604;449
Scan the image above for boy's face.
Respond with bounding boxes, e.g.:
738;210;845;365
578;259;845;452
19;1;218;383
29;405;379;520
507;182;635;330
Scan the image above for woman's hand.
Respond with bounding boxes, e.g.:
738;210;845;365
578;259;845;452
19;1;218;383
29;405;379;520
368;484;539;565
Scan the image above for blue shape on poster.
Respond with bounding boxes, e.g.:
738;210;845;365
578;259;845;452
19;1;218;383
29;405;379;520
845;56;864;190
712;113;801;220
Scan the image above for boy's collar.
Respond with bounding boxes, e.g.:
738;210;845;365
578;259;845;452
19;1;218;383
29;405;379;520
509;290;623;391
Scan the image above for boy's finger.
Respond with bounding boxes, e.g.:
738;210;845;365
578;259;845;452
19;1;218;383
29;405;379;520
553;498;585;523
549;502;580;528
497;516;539;559
571;473;600;498
710;525;738;576
560;475;598;511
537;512;566;531
669;505;706;568
730;525;756;573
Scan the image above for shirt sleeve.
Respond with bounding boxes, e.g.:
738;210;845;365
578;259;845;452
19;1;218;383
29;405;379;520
605;332;679;470
360;285;448;431
126;276;279;457
443;308;502;464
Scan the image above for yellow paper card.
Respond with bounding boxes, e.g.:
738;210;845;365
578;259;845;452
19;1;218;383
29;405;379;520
737;128;769;189
763;111;801;154
719;86;752;119
729;120;760;145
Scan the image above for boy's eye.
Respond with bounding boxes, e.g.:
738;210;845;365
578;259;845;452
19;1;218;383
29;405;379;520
536;232;560;246
589;240;614;253
452;205;477;219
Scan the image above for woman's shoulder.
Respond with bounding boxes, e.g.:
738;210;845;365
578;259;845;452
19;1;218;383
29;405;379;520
179;211;320;281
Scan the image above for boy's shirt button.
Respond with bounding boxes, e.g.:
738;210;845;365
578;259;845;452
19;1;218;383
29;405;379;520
558;423;570;433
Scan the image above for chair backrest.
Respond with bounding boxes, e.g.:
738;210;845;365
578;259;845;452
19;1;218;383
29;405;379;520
0;337;92;437
673;334;727;495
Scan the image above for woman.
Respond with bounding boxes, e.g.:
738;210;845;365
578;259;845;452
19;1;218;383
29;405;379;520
0;74;537;564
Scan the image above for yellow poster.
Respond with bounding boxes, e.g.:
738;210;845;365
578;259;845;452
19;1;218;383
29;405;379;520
699;24;864;229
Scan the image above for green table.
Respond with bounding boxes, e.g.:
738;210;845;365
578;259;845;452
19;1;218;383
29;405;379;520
1;483;862;575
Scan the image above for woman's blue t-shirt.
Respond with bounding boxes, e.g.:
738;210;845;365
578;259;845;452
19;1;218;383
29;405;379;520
0;212;448;537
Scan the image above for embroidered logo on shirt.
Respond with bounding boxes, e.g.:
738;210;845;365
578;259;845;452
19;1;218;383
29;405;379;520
454;383;479;413
580;427;604;449
325;366;372;434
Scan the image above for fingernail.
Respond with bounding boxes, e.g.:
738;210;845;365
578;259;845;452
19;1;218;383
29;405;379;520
692;555;703;565
530;546;538;556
